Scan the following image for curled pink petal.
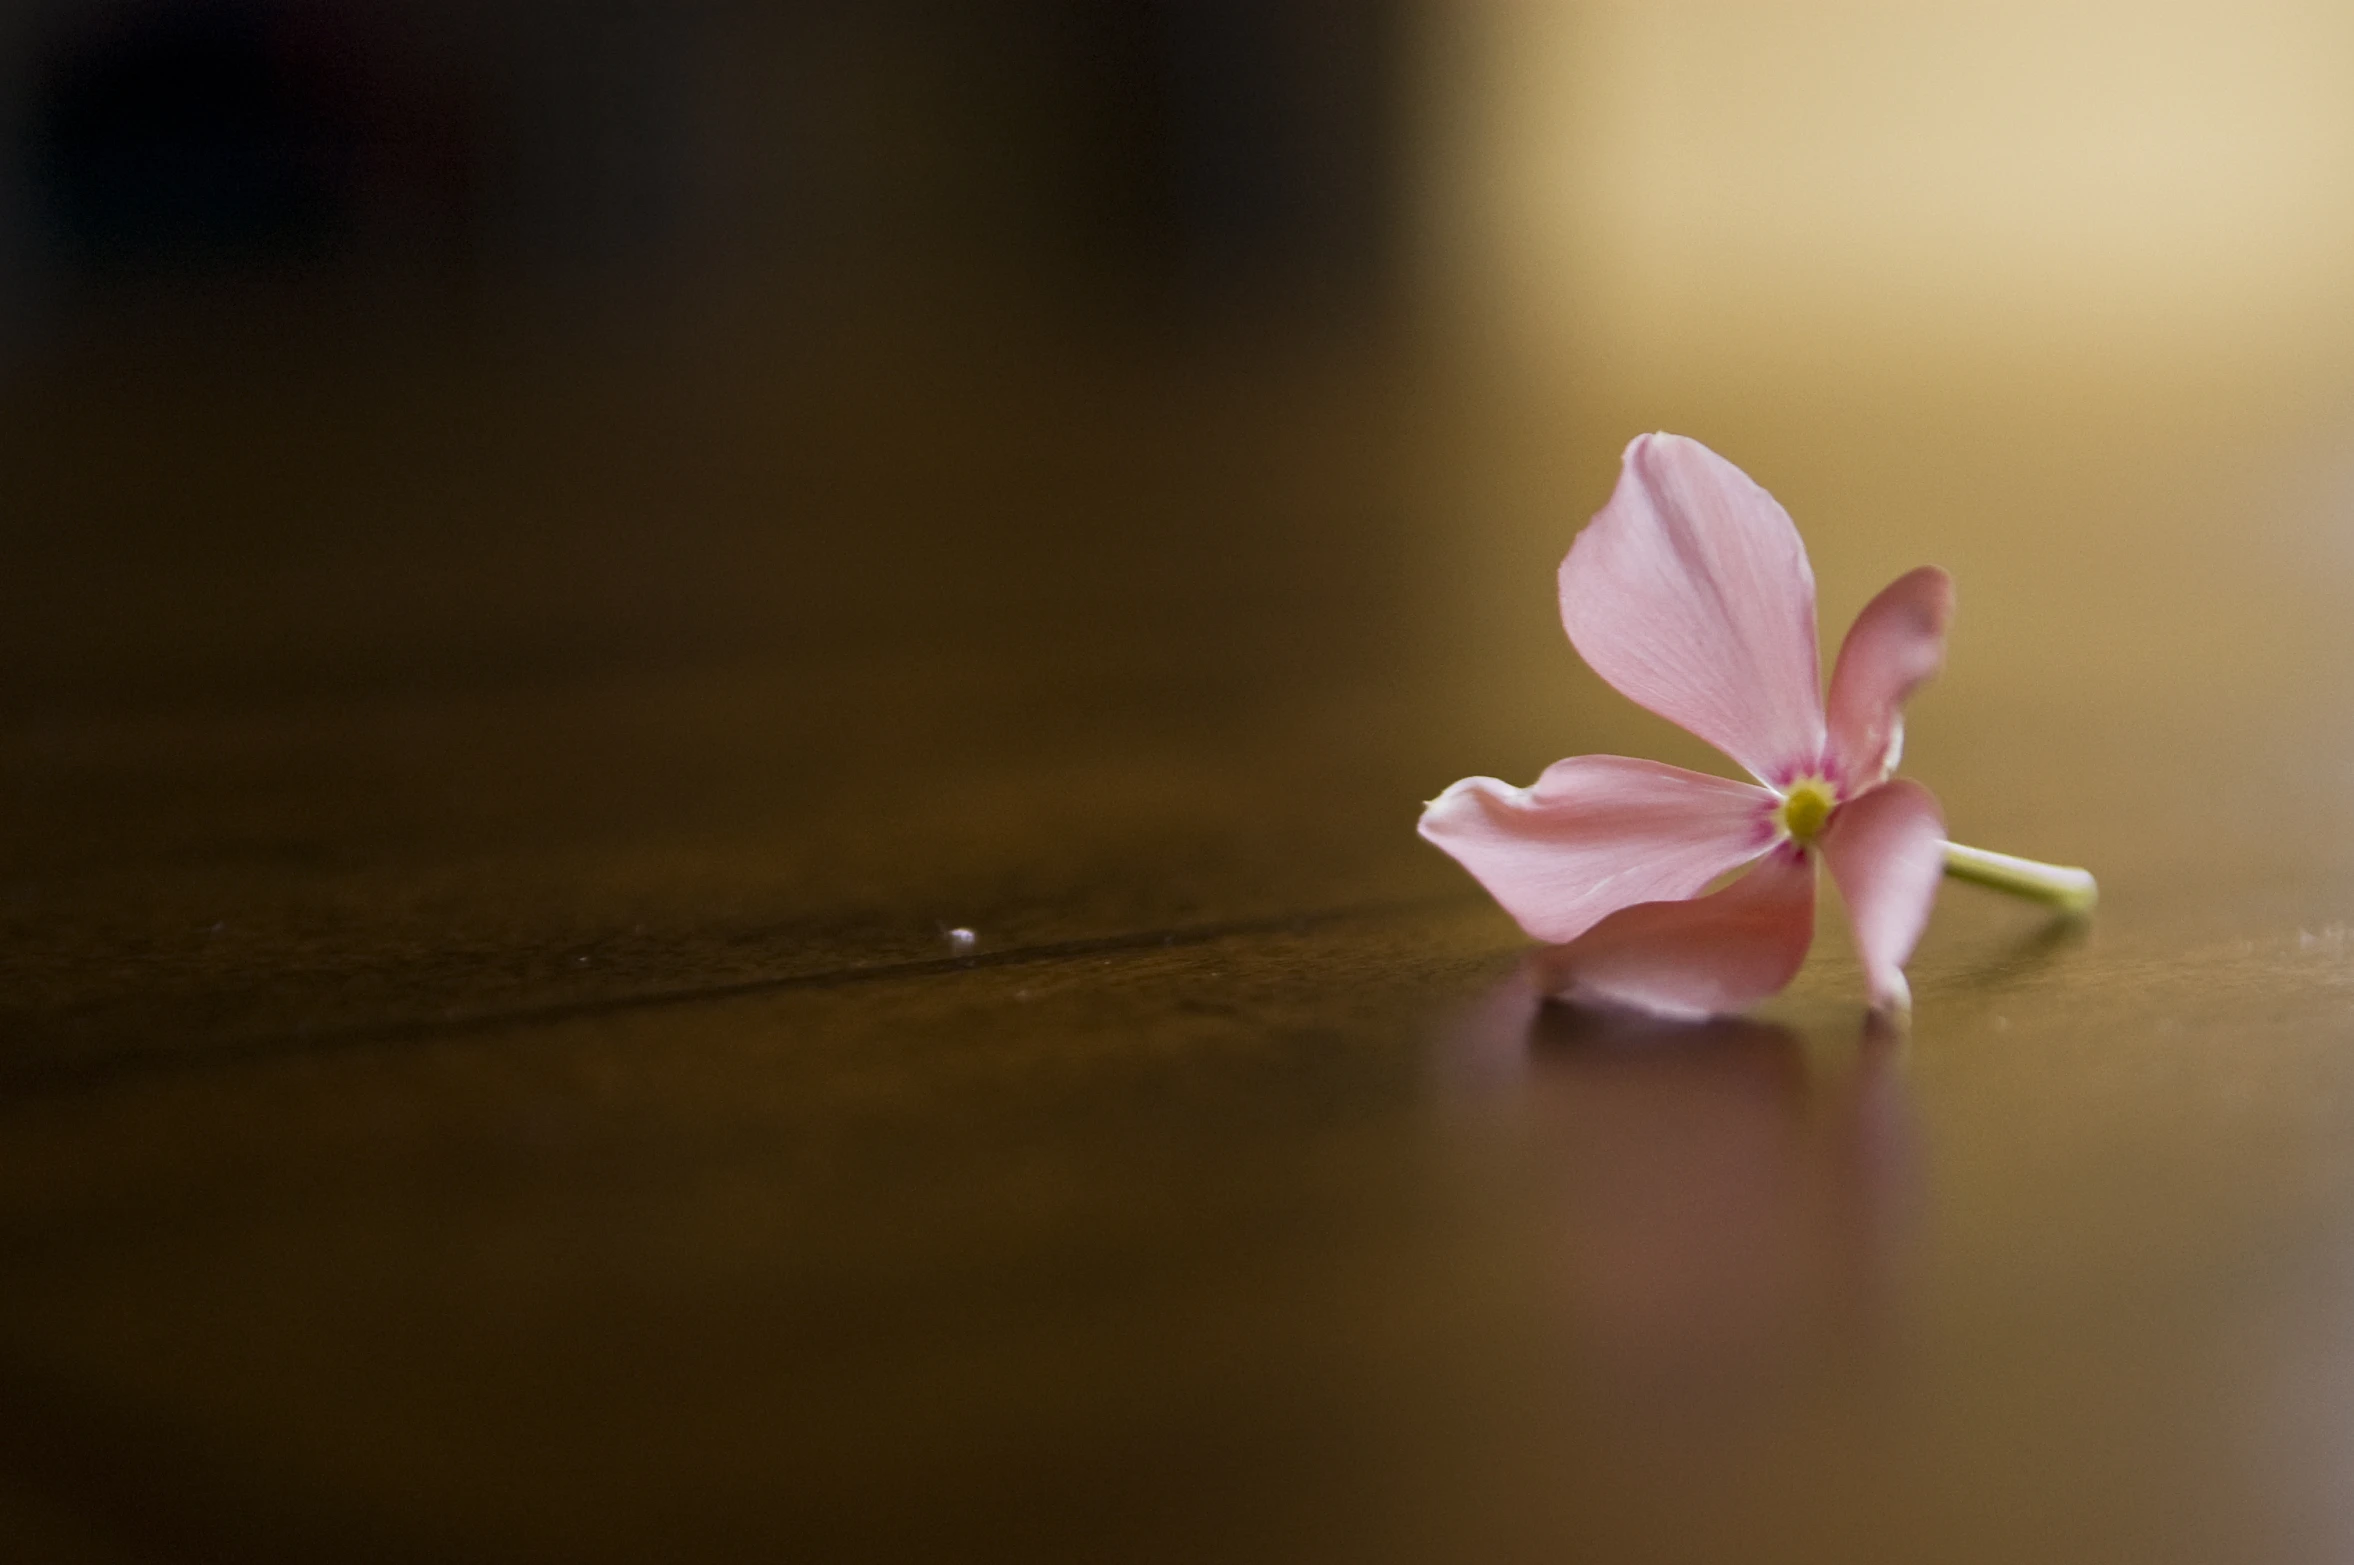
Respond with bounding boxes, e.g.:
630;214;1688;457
1527;844;1817;1020
1419;757;1781;946
1819;779;1946;1013
1560;434;1826;786
1825;566;1953;791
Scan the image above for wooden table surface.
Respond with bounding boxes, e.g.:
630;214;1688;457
2;286;2352;1563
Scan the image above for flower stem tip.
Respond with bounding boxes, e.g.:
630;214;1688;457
1940;841;2097;916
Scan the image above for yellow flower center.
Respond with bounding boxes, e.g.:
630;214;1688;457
1778;777;1837;844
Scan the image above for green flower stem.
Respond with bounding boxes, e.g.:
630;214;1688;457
1941;841;2098;915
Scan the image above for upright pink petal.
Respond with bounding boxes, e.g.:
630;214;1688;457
1560;434;1827;786
1420;756;1780;945
1526;845;1817;1020
1825;566;1953;791
1819;779;1946;1013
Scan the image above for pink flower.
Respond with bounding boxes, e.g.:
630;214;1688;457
1420;433;1961;1019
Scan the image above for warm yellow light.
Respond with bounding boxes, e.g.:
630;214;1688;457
1425;1;2354;368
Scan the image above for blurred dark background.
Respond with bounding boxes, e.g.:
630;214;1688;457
1;0;1404;343
0;0;1426;737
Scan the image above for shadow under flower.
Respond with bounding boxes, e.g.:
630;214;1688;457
1432;960;1922;1408
1941;908;2092;993
1408;974;1931;1565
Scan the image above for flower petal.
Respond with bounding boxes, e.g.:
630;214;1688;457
1560;434;1827;785
1420;756;1781;945
1825;566;1953;791
1819;779;1946;1013
1526;844;1817;1020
